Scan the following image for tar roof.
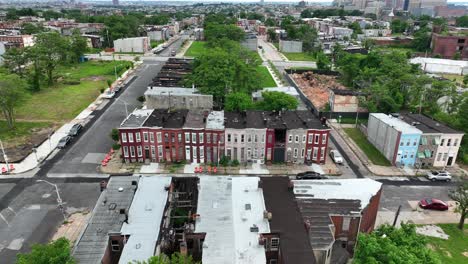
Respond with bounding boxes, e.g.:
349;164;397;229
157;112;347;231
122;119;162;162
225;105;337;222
205;111;224;130
400;113;462;134
195;176;270;264
73;177;138;264
120;109;153;128
183;110;207;129
143;109;189;128
261;177;317;264
371;113;422;135
119;176;172;264
224;111;327;130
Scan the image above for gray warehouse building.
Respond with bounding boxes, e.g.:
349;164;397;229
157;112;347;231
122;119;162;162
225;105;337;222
145;87;213;110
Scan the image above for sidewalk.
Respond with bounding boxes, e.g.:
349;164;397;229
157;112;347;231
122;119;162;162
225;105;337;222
0;64;142;176
177;39;193;58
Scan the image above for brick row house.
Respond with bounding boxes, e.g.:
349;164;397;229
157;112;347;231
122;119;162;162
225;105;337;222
119;109;330;164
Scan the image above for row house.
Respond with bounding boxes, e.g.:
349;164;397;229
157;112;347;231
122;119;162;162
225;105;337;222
400;114;464;168
119;109;330;165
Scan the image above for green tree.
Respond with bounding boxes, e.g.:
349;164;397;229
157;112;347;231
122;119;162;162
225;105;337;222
300;9;313;18
33;32;69;86
2;47;28;77
456;15;468;27
391;19;408;34
265;18;276;27
16;237;75;264
449;183;468;230
225;92;253;111
412;28;431;52
204;23;245;44
21;22;46;34
0;73;28;129
267;28;277;42
69;29;88;63
348;21;363;39
25;46;43;92
316;52;331;71
257;91;298;111
354;224;441;264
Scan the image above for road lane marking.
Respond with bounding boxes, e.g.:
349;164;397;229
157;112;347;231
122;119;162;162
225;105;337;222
0;212;9;226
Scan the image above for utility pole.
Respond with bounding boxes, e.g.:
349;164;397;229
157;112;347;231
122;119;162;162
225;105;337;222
37;180;66;221
392;205;402;227
0;140;9;173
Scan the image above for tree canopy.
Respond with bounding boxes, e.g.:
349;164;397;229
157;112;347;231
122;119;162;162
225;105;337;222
354;224;441;264
449;183;468;230
456;15;468;27
0;72;28;129
224;91;298;112
16;237;75;264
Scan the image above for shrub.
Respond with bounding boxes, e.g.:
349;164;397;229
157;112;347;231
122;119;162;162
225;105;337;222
100;88;105;93
137;95;146;103
112;143;121;150
231;159;240;166
110;128;119;141
62;80;81;85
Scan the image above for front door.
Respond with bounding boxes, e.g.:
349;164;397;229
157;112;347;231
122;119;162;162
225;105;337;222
185;146;191;162
447;156;453;166
144;148;150;162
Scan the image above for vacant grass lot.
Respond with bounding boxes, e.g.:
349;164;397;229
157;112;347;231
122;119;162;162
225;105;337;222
344;127;392;166
256;66;276;88
184;41;207;57
283;52;316;61
0;120;51;143
15;60;132;121
426;224;468;264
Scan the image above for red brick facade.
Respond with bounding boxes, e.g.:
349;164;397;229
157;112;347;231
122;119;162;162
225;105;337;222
431;33;468;59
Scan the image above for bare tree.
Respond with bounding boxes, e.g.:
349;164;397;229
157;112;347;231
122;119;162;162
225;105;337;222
449;183;468;230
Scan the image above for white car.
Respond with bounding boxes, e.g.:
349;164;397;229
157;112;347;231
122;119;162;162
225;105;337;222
329;150;344;164
102;91;115;99
426;171;452;182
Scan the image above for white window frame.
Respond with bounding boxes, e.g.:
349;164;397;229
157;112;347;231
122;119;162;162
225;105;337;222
288;135;293;143
247;148;251;159
137;146;142;157
192;146;198;160
151;146;155;159
295;135;299;143
199;146;204;158
121;133;127;143
322;134;327;144
178;133;182;143
314;134;319;144
454;138;459;146
149;132;154;143
302;135;306;143
130;146;135;157
241;134;245;143
185;132;190;143
320;147;325;160
270;238;280;251
157;146;163;159
294;148;298;158
342;217;351;231
143;132;148;142
308;134;313;144
192;133;197;144
157;132;162;143
135;132;141;143
199;133;204;144
123;146;129;157
313;147;318;159
262;134;265;143
254;134;258;143
128;133;134;143
247;134;252;143
301;148;305;158
227;134;231;143
254;148;258;158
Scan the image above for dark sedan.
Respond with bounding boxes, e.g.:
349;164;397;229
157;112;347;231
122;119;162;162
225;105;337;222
296;171;328;180
68;124;83;137
419;198;449;211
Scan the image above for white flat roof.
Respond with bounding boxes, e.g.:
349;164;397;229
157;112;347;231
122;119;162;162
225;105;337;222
206;111;224;130
118;176;172;264
145;87;201;96
252;87;299;98
293;178;382;210
195;177;270;264
371;113;422;135
410;57;468;67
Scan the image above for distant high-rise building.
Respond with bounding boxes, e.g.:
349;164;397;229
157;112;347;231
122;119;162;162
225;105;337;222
403;0;410;10
260;0;264;5
113;0;119;5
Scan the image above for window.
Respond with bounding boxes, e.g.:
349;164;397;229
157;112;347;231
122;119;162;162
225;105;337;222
443;153;448;161
288;135;293;143
454;139;459;146
199;133;204;144
192;133;197;143
149;132;154;143
268;134;272;143
143;132;148;142
227;134;231;143
307;148;312;160
171;133;175;143
254;135;258;143
123;146;129;157
199;146;204;158
135;132;141;142
262;134;265;143
234;135;238;143
185;132;190;143
295;135;299;143
164;133;169;143
314;134;320;144
241;134;245;143
254;148;258;158
158;146;163;159
270;238;280;251
447;139;451;147
213;134;218;143
130;146;135;157
320;147;325;160
137;146;142;157
400;141;404;146
313;147;318;159
247;148;251;159
302;135;306;143
322;134;327;144
151;146;155;158
410;152;414;158
128;133;134;143
308;134;313;144
342;217;351;231
406;140;410;146
111;240;120;252
207;133;211;143
178;133;182;143
157;132;162;143
404;152;408;158
121;133;127;143
437;153;442;161
248;135;252;143
220;135;224;142
301;148;305;158
440;139;445;146
270;260;278;264
192;146;198;160
294;148;298;158
413;139;417;146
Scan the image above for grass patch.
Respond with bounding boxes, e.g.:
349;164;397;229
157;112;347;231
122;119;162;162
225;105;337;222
256;66;276;88
338;117;368;125
15;61;131;122
283;52;316;61
425;224;468;264
185;41;207;57
288;66;316;71
441;74;464;85
150;40;164;49
344;127;392;166
0;120;51;143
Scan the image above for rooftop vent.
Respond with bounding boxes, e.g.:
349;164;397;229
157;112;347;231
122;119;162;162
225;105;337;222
250;224;259;232
245;204;251;210
118;187;124;192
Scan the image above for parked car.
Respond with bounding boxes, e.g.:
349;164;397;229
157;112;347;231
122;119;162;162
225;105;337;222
57;136;72;149
171;50;176;56
426;170;452;182
296;171;328;180
329;150;344;164
102;90;115;99
68;124;83;137
419;198;449;211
